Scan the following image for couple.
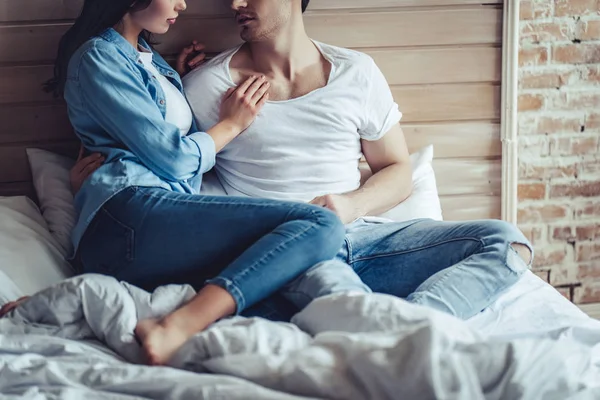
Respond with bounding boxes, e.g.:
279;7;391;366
6;0;533;365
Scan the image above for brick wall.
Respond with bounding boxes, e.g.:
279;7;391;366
519;0;600;304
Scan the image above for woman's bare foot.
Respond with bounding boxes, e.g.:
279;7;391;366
0;296;30;317
134;318;192;366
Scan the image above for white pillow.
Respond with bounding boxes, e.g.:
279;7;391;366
377;145;443;222
26;148;77;257
0;196;74;296
25;145;443;249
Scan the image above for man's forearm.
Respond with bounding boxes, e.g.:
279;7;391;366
345;162;413;218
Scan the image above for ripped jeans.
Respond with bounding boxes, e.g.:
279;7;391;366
243;218;533;321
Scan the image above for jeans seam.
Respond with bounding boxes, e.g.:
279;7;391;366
136;187;313;211
207;277;246;313
410;240;485;304
349;236;484;265
232;215;320;285
98;207;135;262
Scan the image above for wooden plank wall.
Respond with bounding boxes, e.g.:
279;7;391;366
0;0;504;221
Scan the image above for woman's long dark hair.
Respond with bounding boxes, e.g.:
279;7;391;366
44;0;153;98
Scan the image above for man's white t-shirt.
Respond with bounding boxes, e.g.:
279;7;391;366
183;41;402;202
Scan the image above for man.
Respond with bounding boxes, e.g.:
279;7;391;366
180;0;533;320
71;0;532;321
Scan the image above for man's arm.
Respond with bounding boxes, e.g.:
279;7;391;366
310;124;413;223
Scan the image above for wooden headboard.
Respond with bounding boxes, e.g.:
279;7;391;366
0;0;513;221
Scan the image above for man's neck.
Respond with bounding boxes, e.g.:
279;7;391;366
246;25;318;80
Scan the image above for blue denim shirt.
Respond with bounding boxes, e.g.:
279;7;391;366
64;28;216;256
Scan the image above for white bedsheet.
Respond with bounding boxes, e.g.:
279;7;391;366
467;271;600;339
1;274;599;400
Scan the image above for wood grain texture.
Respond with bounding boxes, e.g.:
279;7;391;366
404;123;501;158
441;195;501;220
0;0;504;222
0;46;501;105
0;104;73;145
0;8;501;63
394;84;501;123
0;182;37;201
0;0;502;22
0;142;79;183
434;158;501;196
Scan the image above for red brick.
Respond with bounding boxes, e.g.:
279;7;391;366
550;136;598;156
520;70;577;89
576;201;600;217
576;224;600;241
550;180;600;198
578;263;600;280
555;0;600;17
533;248;568;268
520;225;545;244
577;242;600;262
578;284;600;304
533;269;551;283
538;116;584;134
519;46;549;67
519;162;579;180
578;65;600;84
520;1;534;20
557;287;572;301
518;204;571;223
552;226;576;241
521;22;575;44
564;92;600;110
519;136;549;158
518;93;545;111
580;160;600;177
518;183;547;200
585;113;600;130
580;20;600;41
550;262;581;287
554;44;600;64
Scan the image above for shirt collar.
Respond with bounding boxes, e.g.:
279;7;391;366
98;28;151;62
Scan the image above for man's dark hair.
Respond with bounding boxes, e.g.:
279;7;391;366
302;0;310;13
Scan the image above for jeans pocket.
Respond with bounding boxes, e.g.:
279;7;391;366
80;207;135;276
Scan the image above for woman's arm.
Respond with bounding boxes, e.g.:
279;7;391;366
76;46;215;182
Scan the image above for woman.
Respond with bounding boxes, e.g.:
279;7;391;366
38;0;345;365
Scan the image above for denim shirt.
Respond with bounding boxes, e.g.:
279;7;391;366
64;28;216;256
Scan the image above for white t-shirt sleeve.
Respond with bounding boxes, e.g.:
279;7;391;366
358;57;402;141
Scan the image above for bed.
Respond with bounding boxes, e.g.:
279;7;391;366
1;0;599;398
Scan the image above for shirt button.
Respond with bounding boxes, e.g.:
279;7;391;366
152;75;156;79
159;100;165;105
168;72;174;76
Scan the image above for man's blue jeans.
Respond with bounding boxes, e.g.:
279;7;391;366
245;218;532;321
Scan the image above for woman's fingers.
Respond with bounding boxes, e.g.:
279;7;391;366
223;87;235;100
251;81;270;105
244;76;267;100
256;92;269;108
236;76;260;96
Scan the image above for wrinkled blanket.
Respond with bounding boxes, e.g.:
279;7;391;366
1;274;599;399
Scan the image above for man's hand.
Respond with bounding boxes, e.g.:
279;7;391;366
70;145;104;195
176;40;206;77
310;193;362;224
